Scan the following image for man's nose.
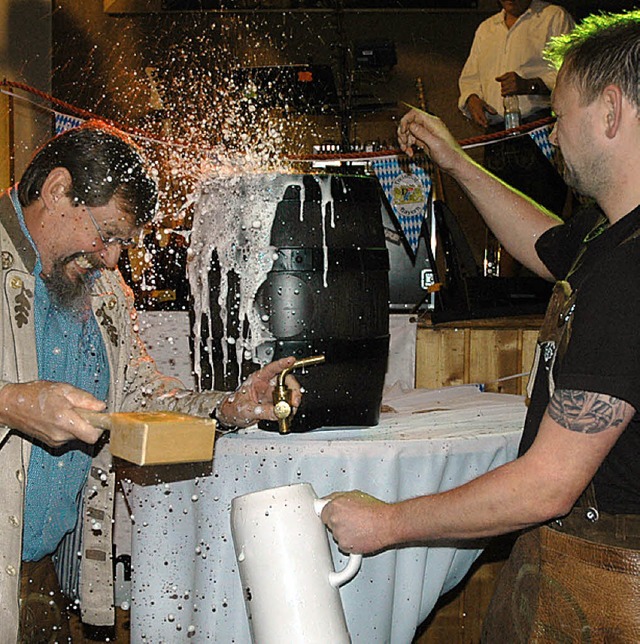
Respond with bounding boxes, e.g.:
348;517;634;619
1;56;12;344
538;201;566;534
100;244;122;269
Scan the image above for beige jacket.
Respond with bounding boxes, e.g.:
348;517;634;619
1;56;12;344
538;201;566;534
0;192;225;642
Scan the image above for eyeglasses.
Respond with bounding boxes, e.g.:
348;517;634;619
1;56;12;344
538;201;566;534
85;205;140;250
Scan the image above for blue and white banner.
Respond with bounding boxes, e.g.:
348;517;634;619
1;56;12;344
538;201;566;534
54;112;84;135
372;155;432;257
529;123;555;163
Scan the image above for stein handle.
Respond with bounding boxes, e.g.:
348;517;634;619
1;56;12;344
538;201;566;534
314;498;363;588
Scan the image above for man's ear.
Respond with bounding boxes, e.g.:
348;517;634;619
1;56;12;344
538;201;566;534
40;167;73;211
602;84;623;139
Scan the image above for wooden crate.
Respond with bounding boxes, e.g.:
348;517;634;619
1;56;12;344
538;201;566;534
416;315;542;395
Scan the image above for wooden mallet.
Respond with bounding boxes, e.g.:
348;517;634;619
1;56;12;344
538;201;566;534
77;409;216;466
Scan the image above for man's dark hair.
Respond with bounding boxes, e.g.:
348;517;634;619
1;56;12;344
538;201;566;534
18;121;158;225
544;10;640;111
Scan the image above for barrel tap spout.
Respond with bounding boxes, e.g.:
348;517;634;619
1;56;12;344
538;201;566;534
273;355;326;434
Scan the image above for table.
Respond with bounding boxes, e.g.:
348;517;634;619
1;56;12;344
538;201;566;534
123;385;525;643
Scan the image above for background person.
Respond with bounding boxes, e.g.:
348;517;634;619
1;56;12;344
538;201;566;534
323;11;640;640
459;0;575;257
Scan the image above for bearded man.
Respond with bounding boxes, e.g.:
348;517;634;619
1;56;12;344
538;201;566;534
0;123;300;642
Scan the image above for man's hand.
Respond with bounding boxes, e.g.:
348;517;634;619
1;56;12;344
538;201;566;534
398;108;467;173
320;490;396;555
0;381;106;447
465;93;498;128
496;71;527;96
215;356;302;428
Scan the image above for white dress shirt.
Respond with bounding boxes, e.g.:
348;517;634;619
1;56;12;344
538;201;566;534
458;0;575;123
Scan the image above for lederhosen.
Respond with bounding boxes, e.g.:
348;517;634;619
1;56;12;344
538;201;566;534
482;215;640;643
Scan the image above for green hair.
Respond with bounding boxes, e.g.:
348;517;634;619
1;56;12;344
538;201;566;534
543;9;640;109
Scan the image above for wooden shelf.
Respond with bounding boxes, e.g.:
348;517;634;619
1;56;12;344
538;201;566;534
416;315;543;395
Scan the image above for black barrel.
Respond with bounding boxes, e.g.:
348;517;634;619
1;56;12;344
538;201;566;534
195;173;389;432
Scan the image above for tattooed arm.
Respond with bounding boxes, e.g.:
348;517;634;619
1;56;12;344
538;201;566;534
547;389;629;434
322;389;635;554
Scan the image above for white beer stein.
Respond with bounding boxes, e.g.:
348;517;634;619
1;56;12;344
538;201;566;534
230;482;362;644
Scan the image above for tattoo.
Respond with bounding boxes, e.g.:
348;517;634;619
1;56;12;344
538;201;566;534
548;389;627;434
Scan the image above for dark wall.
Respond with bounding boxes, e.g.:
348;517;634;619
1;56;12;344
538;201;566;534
52;4;486;142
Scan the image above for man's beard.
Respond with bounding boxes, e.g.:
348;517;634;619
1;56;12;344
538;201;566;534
562;154;608;201
41;254;100;314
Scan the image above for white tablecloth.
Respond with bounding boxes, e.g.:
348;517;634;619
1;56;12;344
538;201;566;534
123;385;525;643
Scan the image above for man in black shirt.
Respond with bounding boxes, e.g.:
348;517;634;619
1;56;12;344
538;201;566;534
322;10;640;640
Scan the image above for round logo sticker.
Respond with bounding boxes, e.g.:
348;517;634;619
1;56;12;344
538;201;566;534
390;173;427;219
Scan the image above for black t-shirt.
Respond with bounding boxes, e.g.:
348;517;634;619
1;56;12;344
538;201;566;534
519;204;640;514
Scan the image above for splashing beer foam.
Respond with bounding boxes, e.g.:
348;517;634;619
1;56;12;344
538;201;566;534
188;172;338;391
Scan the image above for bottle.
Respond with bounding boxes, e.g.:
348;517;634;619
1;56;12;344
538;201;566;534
503;95;521;131
483;230;501;277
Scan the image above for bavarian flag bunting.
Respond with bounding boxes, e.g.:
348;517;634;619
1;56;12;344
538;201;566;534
529;123;555;163
372;155;432;258
54;112;84;135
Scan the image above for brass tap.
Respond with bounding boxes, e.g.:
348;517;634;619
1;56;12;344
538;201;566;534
273;355;326;434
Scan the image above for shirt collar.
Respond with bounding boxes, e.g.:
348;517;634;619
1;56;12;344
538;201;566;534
494;0;542;27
